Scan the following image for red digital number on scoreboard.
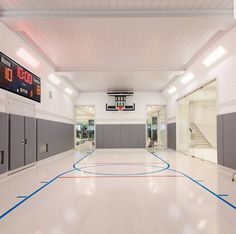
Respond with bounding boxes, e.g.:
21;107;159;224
16;67;33;85
5;67;13;82
36;85;40;95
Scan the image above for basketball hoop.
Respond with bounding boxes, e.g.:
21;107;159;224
116;105;125;111
106;91;135;111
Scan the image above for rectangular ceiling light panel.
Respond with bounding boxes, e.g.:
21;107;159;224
16;48;39;68
48;74;61;85
64;87;73;95
181;73;194;84
168;86;177;95
203;46;226;67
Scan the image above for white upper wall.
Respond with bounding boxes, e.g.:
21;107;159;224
0;22;74;123
164;26;236;122
75;92;166;124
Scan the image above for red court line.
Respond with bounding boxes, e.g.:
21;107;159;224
59;175;185;179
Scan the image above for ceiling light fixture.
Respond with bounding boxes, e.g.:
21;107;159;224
64;87;73;95
181;73;194;84
203;46;227;67
168;86;177;95
48;74;61;85
16;48;39;68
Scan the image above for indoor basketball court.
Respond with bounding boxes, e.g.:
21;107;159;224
0;1;236;234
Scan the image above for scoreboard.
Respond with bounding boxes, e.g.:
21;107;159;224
0;52;41;102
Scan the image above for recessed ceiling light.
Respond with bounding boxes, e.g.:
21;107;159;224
181;73;194;84
16;48;39;68
48;74;61;85
203;46;227;67
64;87;73;95
168;86;177;95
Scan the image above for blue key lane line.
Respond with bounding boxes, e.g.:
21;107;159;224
0;150;95;220
148;150;236;210
16;196;27;199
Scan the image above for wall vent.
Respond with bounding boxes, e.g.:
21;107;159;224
49;91;53;99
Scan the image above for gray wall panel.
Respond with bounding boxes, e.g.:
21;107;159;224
96;124;145;148
217;115;224;166
167;123;176;150
37;119;74;161
130;125;139;148
9;115;25;170
112;125;121;148
25;117;36;165
103;125;113;148
121;125;130;148
138;125;146;148
95;125;103;148
222;113;236;169
0;112;8;174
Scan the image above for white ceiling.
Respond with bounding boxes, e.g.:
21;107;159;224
0;0;234;92
0;0;233;11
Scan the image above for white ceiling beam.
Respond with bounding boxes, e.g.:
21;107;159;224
0;10;233;19
56;66;186;72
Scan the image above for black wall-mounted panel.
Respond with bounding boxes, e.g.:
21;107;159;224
167;123;176;150
0;112;8;174
0;52;41;102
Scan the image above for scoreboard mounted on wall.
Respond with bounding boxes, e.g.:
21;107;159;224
0;52;41;103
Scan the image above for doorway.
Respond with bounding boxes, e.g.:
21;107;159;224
9;114;36;171
146;105;167;149
177;81;217;163
75;106;95;148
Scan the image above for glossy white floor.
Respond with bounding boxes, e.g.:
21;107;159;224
0;148;236;234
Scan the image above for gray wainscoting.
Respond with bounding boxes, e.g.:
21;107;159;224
96;124;146;148
0;112;8;174
0;111;74;175
37;119;74;161
167;123;176;150
217;113;236;170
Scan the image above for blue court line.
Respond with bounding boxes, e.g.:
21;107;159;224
16;196;27;199
0;150;95;220
148;150;236;210
73;150;170;177
73;163;169;176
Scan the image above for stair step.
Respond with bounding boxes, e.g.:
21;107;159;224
190;123;211;148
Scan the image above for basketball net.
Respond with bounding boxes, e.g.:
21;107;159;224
116;105;124;111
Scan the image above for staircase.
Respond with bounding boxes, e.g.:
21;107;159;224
190;123;211;148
